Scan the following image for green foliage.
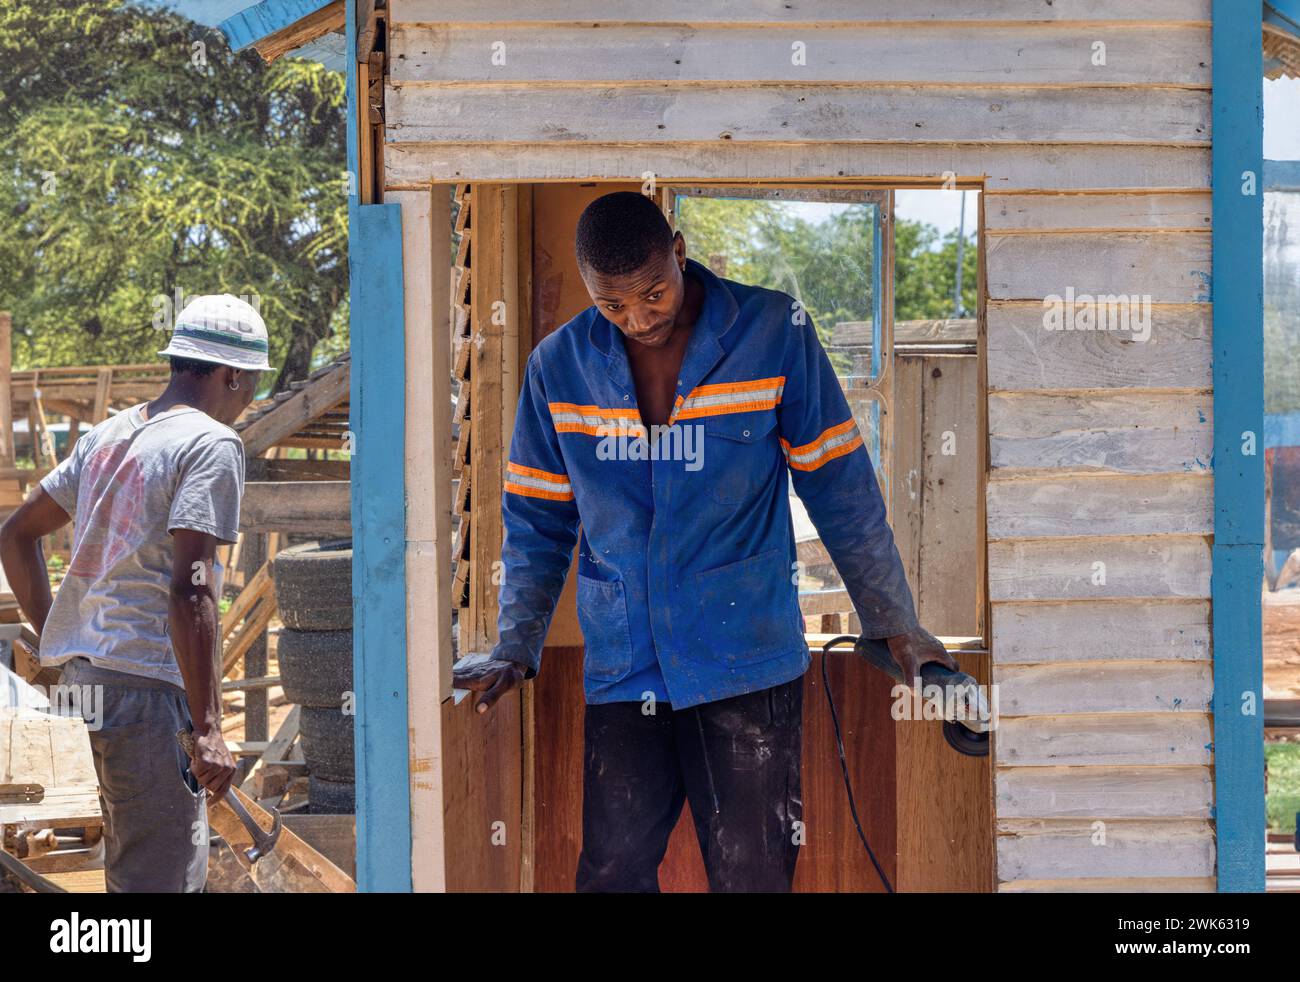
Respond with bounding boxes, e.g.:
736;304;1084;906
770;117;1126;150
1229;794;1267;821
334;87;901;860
0;0;347;387
673;195;978;350
1266;743;1300;832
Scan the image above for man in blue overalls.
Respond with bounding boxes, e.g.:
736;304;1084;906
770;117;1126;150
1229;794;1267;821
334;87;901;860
454;191;955;892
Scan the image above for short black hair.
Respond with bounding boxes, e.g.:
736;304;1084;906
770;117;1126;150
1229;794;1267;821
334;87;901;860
575;191;676;277
170;356;220;378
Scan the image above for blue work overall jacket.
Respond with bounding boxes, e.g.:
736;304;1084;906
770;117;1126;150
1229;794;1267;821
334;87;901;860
492;257;919;708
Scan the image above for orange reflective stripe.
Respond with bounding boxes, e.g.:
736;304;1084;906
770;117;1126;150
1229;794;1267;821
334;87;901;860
781;417;858;457
780;419;864;471
506;461;568;484
505;461;574;501
548;402;643;419
548;401;648;438
670;376;785;423
686;376;785;397
504;481;575;501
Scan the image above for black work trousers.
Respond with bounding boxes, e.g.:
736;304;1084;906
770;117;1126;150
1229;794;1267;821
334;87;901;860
575;673;804;893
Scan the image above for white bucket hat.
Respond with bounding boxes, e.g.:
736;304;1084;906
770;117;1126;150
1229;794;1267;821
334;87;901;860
158;294;271;371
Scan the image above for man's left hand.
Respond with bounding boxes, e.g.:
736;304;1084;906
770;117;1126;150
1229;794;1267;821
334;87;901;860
886;626;959;690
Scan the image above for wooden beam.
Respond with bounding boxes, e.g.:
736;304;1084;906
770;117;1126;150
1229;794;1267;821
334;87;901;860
91;368;111;424
467;185;516;654
222;592;277;677
238;361;350;457
206;784;354;893
221;559;273;643
239;480;350;535
240;705;300;795
246;0;346;63
244;457;349;481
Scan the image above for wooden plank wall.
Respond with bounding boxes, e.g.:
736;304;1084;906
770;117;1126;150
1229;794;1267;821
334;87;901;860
384;1;1218;891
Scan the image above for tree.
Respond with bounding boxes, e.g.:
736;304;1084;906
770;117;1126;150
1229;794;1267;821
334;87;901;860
674;194;979;342
0;0;347;390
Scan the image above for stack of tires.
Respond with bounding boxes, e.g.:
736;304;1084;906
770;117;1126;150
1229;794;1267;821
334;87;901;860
273;539;354;814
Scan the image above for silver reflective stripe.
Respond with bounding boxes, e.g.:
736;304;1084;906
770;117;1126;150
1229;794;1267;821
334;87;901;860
507;470;572;494
678;381;785;415
551;409;644;433
785;423;862;466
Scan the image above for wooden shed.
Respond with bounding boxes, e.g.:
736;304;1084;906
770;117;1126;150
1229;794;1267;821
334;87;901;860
215;0;1298;892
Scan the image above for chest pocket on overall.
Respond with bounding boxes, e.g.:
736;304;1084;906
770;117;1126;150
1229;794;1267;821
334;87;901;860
699;412;779;505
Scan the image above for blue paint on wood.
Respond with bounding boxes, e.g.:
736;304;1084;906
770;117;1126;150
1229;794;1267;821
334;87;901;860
1211;1;1266;893
349;202;411;893
346;0;410;893
345;0;357;197
218;0;334;52
1265;159;1300;192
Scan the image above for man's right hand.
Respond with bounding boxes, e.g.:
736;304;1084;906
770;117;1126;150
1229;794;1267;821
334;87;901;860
453;658;527;715
189;727;237;798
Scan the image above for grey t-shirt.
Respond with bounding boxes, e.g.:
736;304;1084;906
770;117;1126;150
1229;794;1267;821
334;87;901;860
39;403;245;688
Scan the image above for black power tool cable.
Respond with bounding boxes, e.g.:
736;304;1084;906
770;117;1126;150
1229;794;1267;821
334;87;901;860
820;635;894;894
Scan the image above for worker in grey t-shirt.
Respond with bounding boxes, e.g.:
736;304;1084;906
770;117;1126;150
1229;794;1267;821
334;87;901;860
0;294;269;892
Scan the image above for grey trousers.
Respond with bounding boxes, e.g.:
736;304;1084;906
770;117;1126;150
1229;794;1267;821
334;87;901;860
60;657;208;893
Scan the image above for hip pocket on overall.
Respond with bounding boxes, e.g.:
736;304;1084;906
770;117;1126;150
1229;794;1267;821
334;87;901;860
576;573;636;682
687;547;804;665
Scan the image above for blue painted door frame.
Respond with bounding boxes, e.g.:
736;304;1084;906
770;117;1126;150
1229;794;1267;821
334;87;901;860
1211;1;1266;892
334;0;1275;892
346;0;412;893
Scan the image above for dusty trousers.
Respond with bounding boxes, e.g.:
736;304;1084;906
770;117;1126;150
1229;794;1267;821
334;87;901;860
575;673;804;893
60;657;208;893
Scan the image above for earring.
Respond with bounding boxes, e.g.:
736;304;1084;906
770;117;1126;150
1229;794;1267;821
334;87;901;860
228;380;240;392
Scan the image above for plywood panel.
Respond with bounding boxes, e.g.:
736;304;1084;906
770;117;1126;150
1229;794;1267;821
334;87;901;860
388;85;1209;145
999;876;1214;892
986;302;1211;391
996;661;1213;716
996;818;1215;880
391;24;1211;85
987;473;1212;538
390;0;1212;25
896;647;993;891
992;599;1210;663
984;192;1212;232
890;356;923;594
985;232;1211;303
997;713;1213;766
916;356;980;636
989;535;1211;601
995;765;1213;819
387;142;1211;190
989;392;1212;476
440;689;523;892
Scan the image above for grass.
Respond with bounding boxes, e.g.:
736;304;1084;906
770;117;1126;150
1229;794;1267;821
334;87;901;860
1266;743;1300;833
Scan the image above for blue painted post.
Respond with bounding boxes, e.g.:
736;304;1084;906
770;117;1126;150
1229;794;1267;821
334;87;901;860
347;0;412;892
1211;0;1266;893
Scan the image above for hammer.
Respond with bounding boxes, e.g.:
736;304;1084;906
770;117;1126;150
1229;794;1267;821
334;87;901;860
176;729;282;864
